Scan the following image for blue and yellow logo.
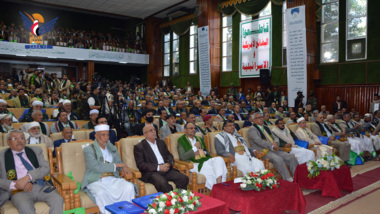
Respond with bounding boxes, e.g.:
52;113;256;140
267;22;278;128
19;11;58;44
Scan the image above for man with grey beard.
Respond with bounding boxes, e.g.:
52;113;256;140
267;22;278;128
0;113;14;133
26;122;53;149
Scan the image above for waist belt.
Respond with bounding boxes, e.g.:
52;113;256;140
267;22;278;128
12;189;24;195
100;172;115;179
234;145;245;155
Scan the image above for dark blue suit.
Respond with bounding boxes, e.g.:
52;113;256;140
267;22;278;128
89;129;118;145
53;139;77;157
243;120;253;128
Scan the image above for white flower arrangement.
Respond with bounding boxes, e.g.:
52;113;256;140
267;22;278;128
307;153;344;178
145;189;201;214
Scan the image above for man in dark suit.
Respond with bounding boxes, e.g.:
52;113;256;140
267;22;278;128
134;125;189;192
189;101;202;115
134;109;159;138
201;95;211;106
0;130;63;212
233;105;245;121
89;116;118;145
264;87;274;107
158;99;175;115
332;95;348;114
207;102;218;114
53;127;77;156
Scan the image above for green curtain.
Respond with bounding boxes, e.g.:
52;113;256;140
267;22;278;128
219;0;286;16
160;16;197;36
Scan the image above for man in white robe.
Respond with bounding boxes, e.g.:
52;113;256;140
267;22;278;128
215;120;265;175
177;123;227;190
81;125;135;214
271;119;315;164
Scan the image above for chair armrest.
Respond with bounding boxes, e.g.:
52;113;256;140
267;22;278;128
130;168;142;179
175;160;194;170
173;162;187;171
210;154;230;164
308;143;315;149
280;147;292;153
52;173;77;191
119;171;133;180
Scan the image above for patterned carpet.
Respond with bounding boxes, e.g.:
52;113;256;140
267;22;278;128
304;160;380;214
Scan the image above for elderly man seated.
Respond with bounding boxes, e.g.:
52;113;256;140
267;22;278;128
178;123;227;190
82;125;136;214
89;115;118;145
0;99;18;122
82;109;99;129
271;119;315;164
53;127;76;156
21;110;50;136
248;113;298;181
50;111;80;134
26;122;53;149
215;120;265;175
0;113;14;133
134;125;189;193
0;130;63;213
22;100;49;122
161;114;183;140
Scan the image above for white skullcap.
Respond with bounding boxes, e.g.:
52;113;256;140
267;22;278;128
326;114;334;121
63;100;71;105
0;114;11;120
28;122;40;130
32;100;43;107
0;99;6;105
364;113;372;118
95;124;109;132
59;99;64;104
89;109;99;115
297;117;305;124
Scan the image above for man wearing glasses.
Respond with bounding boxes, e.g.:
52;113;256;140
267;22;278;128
248;113;298;182
0;129;63;212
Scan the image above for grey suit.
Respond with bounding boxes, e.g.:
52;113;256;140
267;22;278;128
0;146;63;213
160;124;183;140
310;122;351;161
248;126;298;180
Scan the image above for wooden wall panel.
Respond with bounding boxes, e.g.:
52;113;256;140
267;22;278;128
146;17;163;87
315;85;380;115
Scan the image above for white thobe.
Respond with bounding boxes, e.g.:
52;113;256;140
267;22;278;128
279;130;315;164
371;135;380;150
87;147;135;214
226;133;265;175
188;137;228;190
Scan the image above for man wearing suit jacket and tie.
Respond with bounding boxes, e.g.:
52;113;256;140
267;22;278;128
82;125;135;214
53;127;76;156
0;129;63;212
134;125;189;193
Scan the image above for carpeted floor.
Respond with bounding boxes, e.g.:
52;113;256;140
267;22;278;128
305;161;380;214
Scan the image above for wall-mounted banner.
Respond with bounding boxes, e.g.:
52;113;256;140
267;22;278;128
286;5;307;107
0;41;149;64
198;26;212;96
239;16;272;78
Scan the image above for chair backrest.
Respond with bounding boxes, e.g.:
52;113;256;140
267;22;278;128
0;144;48;161
168;133;184;160
0;133;4;147
8;108;26;121
236;121;244;129
307;122;318;131
240;127;251;147
283;118;290;123
269;119;277;123
287;123;299;133
60;142;93;182
119;136;145;171
268;124;275;130
12;123;25;130
50;130;88;142
205;131;223;155
153;119;160;129
195;122;204;129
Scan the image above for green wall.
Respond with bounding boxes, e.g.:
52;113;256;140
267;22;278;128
168;0;380;88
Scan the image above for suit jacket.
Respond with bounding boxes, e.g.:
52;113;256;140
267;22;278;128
214;131;255;157
189;107;201;115
310;121;337;137
248;125;279;151
12;96;30;108
21;110;49;122
82;121;96;129
233;113;245;121
208;108;218;115
160;124;183;140
176;119;186;126
201;100;210;106
81;140;123;203
158;107;175;115
332;101;347;114
89;129;118;145
339;120;361;136
0;146;50;206
243;120;253;128
53;139;77;155
134;123;159;138
59;79;72;95
134;139;175;182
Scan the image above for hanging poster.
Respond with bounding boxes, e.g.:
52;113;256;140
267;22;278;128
239;16;272;78
198;26;212;96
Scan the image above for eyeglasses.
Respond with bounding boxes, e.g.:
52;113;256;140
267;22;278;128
186;127;196;130
255;116;264;119
10;137;25;141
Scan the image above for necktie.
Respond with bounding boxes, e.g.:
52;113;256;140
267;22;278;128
261;127;274;144
16;152;44;186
